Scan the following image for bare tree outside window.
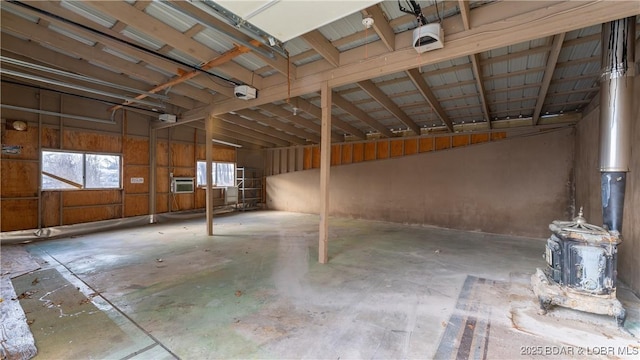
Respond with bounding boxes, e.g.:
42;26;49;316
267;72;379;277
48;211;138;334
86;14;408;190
41;150;121;190
86;154;120;188
196;161;235;187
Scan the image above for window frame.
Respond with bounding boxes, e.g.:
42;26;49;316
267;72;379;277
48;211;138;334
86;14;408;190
41;148;123;191
196;160;236;188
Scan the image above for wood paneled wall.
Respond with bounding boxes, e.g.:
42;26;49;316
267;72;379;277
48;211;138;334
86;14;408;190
1;109;237;232
265;131;508;176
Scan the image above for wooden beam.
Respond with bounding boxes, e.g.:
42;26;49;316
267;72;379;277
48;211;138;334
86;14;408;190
208;115;291;147
362;4;395;51
357;80;420;134
0;10;220;106
186;122;272;148
470;54;491;128
332;94;394;137
319;82;331;264
405;69;453;132
183;23;206;38
457;1;491;128
85;1;258;86
149;129;157;222
295;98;367;140
235;109;321;143
217;113;307;145
301;30;340;67
259;103;343;142
0;37;197;110
167;0;292;78
8;1;234;99
110;42;256;111
458;0;471;30
205;115;214;236
533;33;566;125
182;1;638;119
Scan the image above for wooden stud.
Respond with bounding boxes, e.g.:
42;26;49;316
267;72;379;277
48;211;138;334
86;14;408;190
205;114;214;236
319;82;331;264
149;128;157;222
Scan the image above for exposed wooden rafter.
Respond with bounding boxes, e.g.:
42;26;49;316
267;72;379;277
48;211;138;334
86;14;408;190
361;4;395;51
181;0;637;120
109;41;259;111
85;0;258;87
201;116;289;147
1;34;197;110
405;69;453;132
3;1;232;99
458;1;490;128
533;33;567;125
185;122;271;149
217;113;306;145
235;109;321;144
295;97;367;140
166;0;292;78
357;80;420;135
470;54;491;128
301;30;340;68
259;103;343;143
332;94;394;138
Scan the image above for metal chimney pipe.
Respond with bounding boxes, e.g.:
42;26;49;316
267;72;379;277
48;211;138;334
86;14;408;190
599;17;636;234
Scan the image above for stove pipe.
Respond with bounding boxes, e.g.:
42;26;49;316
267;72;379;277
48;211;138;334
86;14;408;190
599;17;636;234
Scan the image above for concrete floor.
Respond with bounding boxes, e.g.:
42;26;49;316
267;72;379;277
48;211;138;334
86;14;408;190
3;211;640;359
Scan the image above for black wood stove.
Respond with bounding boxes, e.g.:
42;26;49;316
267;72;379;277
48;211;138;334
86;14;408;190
531;208;625;326
532;16;634;328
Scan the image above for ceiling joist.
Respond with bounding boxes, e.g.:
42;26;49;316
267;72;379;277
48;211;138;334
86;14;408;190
181;0;637;120
362;4;395;52
332;94;394;138
405;69;453;132
357;80;420;135
301;30;340;68
295;97;367;140
85;1;258;87
235;109;321;144
533;33;567;125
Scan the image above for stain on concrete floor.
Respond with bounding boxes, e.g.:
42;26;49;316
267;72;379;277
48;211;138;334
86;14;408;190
4;211;640;359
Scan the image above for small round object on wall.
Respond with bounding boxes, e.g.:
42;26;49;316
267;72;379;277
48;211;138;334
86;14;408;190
12;120;27;131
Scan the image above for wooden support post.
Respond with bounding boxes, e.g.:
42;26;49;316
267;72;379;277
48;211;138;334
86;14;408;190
319;82;332;264
205;114;214;236
149;128;157;223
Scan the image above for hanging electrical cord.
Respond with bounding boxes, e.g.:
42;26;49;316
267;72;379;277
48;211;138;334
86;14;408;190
399;0;427;26
7;0;241;87
1;79;164;114
435;0;442;23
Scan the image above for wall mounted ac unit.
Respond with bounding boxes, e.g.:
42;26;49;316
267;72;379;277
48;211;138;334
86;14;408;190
171;177;194;193
413;23;444;53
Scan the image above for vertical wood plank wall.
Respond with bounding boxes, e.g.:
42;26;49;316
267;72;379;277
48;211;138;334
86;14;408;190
265;131;508;176
1;85;236;232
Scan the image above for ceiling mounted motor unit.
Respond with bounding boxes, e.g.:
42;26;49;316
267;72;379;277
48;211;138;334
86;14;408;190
413;23;444;53
234;85;257;100
159;114;177;123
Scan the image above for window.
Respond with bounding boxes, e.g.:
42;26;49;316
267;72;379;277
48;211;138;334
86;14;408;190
196;161;235;187
42;150;121;190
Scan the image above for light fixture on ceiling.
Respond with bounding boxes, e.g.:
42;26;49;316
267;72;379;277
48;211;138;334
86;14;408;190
212;139;242;148
362;16;374;29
